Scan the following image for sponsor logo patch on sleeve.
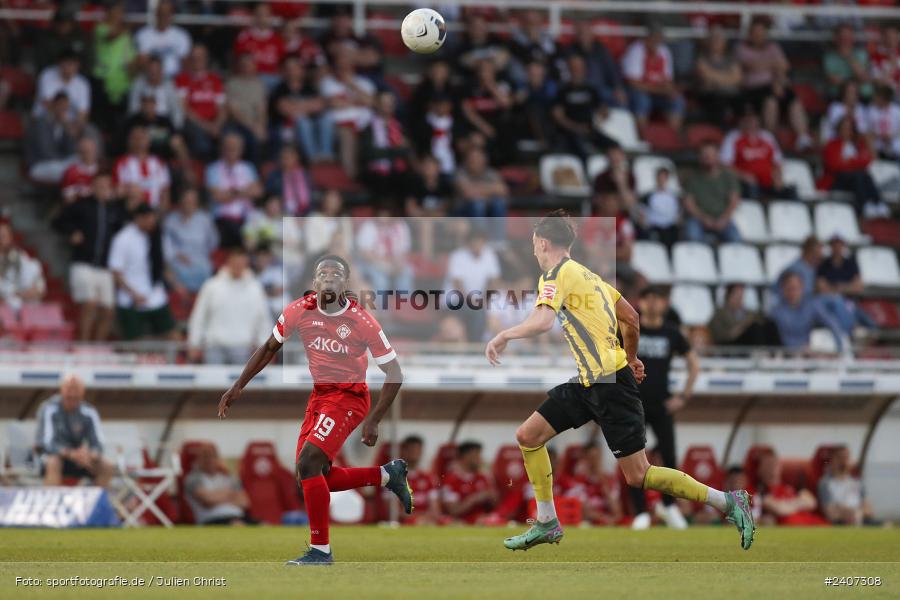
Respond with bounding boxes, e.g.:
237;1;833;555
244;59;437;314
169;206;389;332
539;282;557;302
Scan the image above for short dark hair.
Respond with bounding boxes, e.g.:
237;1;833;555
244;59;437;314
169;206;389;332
533;209;576;249
640;285;670;299
457;441;482;457
401;435;424;448
315;254;351;276
726;465;744;477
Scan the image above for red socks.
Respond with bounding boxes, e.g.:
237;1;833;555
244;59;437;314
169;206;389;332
326;466;382;491
300;475;330;545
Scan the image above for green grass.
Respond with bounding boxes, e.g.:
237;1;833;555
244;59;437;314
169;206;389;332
1;526;899;599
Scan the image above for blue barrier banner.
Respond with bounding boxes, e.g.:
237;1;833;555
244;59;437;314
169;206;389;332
0;487;121;528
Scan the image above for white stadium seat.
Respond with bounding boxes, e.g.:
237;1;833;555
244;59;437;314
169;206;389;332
632;240;673;283
597;108;648;152
732;200;769;244
539;154;590;197
857;246;900;288
764;244;802;283
814;202;864;244
782;158;819;201
809;328;839;354
586;154;610;183
768;201;812;243
715;284;761;312
633;155;680;197
869;159;900;190
671;285;715;326
672;241;719;284
717;243;766;285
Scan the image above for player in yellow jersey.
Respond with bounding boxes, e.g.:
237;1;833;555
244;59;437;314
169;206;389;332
485;210;755;551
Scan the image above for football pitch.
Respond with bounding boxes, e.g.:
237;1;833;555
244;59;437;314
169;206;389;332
2;526;898;599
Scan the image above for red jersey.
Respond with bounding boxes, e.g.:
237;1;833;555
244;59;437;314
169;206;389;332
441;470;494;523
61;161;98;201
234;28;285;75
720;129;782;188
174;71;225;122
273;293;396;386
564;474;621;523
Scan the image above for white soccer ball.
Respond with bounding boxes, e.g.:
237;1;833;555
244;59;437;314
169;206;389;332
400;8;447;54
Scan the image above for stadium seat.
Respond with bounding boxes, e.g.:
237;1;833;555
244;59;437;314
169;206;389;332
492;444;526;489
868;159;900;191
780;459;809;491
309;162;360;193
631;240;673;284
672;242;718;284
19;303;74;341
640;122;684;152
743;445;774;491
768;201;813;243
858;299;900;329
526;496;583;526
0;66;35;99
670;285;715;326
857;247;900;288
633;155;680;197
685;123;724;148
717;243;765;285
560;444;584;478
810;328;840;353
680;445;723;490
431;443;457;482
585;154;609;183
782;159;819;201
598;108;648;152
814;202;865;244
732;200;770;244
0;304;25;340
239;441;301;525
539;154;591;197
0;111;24;140
764;244;802;284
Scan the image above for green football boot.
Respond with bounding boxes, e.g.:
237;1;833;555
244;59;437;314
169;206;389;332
725;490;756;550
503;518;564;551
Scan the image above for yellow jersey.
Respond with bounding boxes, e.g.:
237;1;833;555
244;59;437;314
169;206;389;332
535;257;628;386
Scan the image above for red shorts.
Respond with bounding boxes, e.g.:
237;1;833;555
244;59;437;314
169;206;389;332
296;384;370;463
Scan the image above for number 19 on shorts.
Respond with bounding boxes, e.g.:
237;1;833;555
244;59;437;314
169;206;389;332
314;413;335;441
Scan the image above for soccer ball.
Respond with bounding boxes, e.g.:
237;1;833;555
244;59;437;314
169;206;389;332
400;8;447;54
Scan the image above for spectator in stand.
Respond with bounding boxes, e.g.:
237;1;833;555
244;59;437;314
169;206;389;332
508;10;557;85
358;90;412;205
451;13;510;80
384;435;441;524
135;0;191;80
720;112;793;200
444;228;501;342
163;187;219;293
0;223;46;312
25;92;78;185
114;126;171;210
319;9;380;64
205;132;263;248
52;174;126;341
460;59;515;165
756;450;823;526
127;56;184;129
91;1;137;132
242;196;285;253
265;145;314;218
709;283;777;347
565;443;622;526
824;24;873;101
553;54;618;160
593;145;637;217
824;81;868;142
303;189;353;259
636;167;680;249
188;247;271;365
453;147;509;244
108;204;178;340
61;136;100;203
822;116;890;218
441;441;498;524
282;17;326;72
354;209;414;293
269;55;332;162
33;50;91;135
565;20;627;109
817;235;863;296
35;374;114;488
33;7;87;73
621;24;685;129
184;443;255;525
175;44;226;160
319;45;376;180
770;271;846;352
736;19;812;150
233;2;285;91
866;84;900;160
694;25;743;125
408;59;456;143
870;25;900;93
405;155;452;218
683;143;741;243
225;53;268;163
253;242;286;318
123;92;187;162
513;61;557;152
818;446;876;526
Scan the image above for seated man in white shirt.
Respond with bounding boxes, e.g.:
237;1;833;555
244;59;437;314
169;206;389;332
33;50;91;136
184;444;255;526
134;0;192;80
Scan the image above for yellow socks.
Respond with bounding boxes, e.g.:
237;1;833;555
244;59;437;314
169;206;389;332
520;444;554;502
643;465;709;504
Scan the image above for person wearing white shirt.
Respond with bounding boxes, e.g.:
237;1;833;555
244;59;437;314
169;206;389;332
354;212;414;294
824;81;868;142
621;26;685;129
444;228;501;341
33;52;91;133
107;205;177;340
867;84;900;159
127;56;184;127
135;0;192;80
205;133;263;247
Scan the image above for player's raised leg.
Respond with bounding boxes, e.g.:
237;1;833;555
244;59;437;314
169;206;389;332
326;460;414;515
618;450;756;550
503;411;564;551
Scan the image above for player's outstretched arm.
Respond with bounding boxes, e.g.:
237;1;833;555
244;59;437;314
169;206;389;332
615;296;645;383
485;305;556;366
360;358;404;446
217;334;283;418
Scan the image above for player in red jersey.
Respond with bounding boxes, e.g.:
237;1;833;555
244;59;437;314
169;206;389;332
217;255;412;565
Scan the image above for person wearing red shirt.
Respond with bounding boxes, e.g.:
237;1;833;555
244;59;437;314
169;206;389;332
441;441;498;524
564;443;623;526
822;116;889;218
380;435;442;524
756;451;827;526
621;25;685;129
233;2;285;90
174;44;225;159
871;25;900;92
113;126;170;210
282;17;326;72
61;136;99;204
720;112;792;200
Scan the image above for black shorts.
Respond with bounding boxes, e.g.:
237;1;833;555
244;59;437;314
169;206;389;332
40;455;92;479
537;366;646;458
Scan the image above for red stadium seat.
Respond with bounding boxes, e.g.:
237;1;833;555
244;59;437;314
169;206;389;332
794;83;826;116
137;450;179;526
559;444;584;478
780;459;809;491
743;444;774;491
431;442;457;483
239;441;301;525
492;444;526;490
310;162;360;193
0;66;35;98
526;496;583;525
372;442;393;467
680;445;723;488
858;299;900;329
685;124;724;148
0;110;24;140
20;303;74;341
0;304;26;340
640;122;684;152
